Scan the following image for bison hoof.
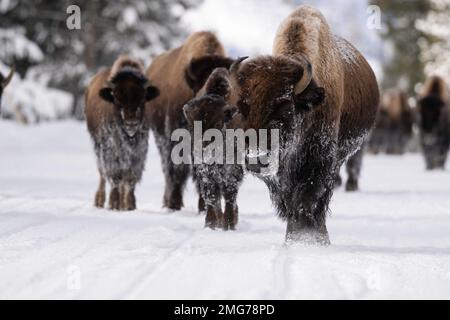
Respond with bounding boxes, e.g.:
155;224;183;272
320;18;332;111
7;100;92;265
345;179;359;192
94;192;105;208
205;210;224;230
285;230;331;247
223;212;238;231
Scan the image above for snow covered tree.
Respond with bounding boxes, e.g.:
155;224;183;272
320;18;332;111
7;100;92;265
371;0;431;95
417;0;450;83
1;0;201;120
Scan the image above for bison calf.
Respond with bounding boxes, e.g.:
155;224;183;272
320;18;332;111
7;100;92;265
85;56;159;210
417;76;450;170
183;68;245;230
0;66;14;113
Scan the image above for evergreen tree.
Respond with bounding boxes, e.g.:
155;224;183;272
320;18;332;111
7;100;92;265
417;0;450;82
371;0;431;94
1;0;201;119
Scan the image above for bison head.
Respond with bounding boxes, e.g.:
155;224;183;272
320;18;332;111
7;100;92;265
185;55;234;94
233;56;325;131
99;70;159;137
0;66;14;112
201;55;326;134
183;68;238;133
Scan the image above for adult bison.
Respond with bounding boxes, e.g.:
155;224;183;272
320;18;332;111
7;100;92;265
0;66;14;113
85;56;160;211
368;90;413;155
145;32;234;211
201;6;379;245
417;76;450;170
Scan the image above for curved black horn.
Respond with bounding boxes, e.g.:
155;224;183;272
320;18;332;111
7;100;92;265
294;54;313;95
230;56;249;75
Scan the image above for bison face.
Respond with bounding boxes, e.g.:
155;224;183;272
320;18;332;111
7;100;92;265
0;66;14;112
100;71;159;137
231;56;325;132
183;68;238;133
202;56;325;135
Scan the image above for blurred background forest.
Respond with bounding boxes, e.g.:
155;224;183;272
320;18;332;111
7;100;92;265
1;0;449;123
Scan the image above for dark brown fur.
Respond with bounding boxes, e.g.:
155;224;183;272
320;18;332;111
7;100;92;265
85;56;159;211
417;76;450;170
204;6;379;245
145;32;234;211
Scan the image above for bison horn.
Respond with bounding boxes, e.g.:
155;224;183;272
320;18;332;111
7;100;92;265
230;56;249;75
294;55;313;95
2;65;15;88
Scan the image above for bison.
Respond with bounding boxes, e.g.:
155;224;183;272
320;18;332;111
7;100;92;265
145;31;234;211
85;56;160;211
368;90;413;155
334;146;366;192
200;6;379;245
0;66;14;113
417;76;450;170
183;68;245;230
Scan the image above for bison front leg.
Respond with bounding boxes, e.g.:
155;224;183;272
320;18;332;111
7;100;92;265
223;194;238;231
108;186;120;211
345;146;364;192
118;182;136;211
282;135;336;246
203;186;223;230
94;174;106;208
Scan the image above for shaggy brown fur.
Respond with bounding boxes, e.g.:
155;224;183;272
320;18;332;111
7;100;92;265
0;66;14;113
145;31;234;211
368;90;413;155
417;76;450;170
85;56;159;211
205;6;379;245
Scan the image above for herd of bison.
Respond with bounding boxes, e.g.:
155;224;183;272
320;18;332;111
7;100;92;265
2;6;450;245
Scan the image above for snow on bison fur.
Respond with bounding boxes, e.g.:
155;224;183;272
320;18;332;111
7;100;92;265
85;56;160;211
201;6;380;245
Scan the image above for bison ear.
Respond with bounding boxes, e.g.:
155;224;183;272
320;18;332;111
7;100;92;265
146;86;160;101
185;55;234;93
294;80;325;113
99;87;114;103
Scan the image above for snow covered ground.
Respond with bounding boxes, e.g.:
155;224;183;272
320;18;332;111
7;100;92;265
1;120;450;300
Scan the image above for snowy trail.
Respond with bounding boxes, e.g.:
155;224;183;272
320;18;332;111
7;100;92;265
0;121;450;299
